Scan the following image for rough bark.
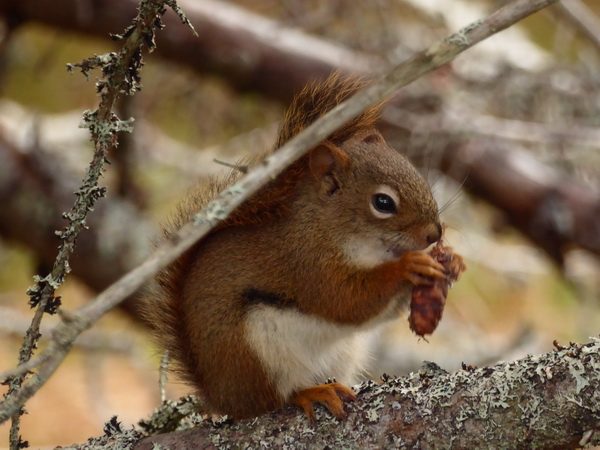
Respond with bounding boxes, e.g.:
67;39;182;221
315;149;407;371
132;339;600;449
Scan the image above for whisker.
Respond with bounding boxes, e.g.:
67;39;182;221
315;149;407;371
425;148;434;181
444;223;473;252
429;172;444;194
438;169;470;215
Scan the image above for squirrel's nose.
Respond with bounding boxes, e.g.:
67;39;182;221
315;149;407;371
425;223;443;245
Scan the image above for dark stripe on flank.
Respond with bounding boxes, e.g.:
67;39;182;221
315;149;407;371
243;288;298;310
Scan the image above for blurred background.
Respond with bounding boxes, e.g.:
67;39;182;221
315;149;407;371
0;0;599;446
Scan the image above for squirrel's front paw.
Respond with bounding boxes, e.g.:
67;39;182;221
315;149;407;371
398;250;446;286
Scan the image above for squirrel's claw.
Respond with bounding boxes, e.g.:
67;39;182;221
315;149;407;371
399;250;446;286
447;252;467;280
291;382;357;424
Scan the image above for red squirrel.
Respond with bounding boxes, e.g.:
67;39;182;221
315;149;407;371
145;74;458;422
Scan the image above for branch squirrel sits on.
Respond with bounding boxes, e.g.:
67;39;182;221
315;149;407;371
145;73;463;422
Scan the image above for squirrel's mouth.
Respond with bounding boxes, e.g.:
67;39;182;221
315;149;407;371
388;239;427;259
389;245;406;259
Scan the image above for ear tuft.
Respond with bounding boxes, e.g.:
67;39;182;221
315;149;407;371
308;142;348;179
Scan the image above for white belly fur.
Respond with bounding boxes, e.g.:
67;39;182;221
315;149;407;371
244;303;396;401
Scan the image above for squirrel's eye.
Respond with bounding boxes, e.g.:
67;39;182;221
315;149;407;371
372;193;397;214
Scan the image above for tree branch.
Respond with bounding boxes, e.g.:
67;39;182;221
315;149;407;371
0;0;561;427
440;139;600;264
552;0;600;54
1;0;193;443
134;339;600;448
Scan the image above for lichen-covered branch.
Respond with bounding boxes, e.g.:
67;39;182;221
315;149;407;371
129;339;600;448
0;0;193;444
0;0;561;428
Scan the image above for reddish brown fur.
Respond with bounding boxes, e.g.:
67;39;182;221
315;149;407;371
148;74;383;382
144;73;453;420
224;73;384;230
274;73;383;149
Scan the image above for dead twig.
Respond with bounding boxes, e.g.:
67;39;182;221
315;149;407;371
1;0;195;445
552;0;600;54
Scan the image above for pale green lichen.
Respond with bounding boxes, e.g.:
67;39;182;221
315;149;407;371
73;339;600;448
65;416;143;449
79;110;135;146
366;408;379;424
445;20;483;48
565;356;590;393
138;395;204;434
164;0;198;36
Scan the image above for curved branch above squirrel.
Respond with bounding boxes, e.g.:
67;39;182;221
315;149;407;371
145;74;465;422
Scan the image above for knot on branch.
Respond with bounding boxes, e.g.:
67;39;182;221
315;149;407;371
66;52;118;79
26;276;62;313
68;49;143;96
79;110;135;146
139;395;204;434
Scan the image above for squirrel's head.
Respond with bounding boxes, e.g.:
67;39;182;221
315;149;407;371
305;128;441;269
276;73;440;268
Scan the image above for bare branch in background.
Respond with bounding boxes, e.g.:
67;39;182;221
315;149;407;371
0;0;379;102
552;0;600;54
0;0;598;318
0;135;153;317
2;0;597;270
381;106;600;264
441;139;600;264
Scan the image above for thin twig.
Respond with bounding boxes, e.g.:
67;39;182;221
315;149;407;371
0;0;561;425
2;0;195;444
159;351;170;403
213;158;249;174
553;0;600;54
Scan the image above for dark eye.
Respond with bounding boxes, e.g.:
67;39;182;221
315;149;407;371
362;133;384;145
372;193;397;214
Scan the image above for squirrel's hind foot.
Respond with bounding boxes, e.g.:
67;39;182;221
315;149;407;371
291;382;357;424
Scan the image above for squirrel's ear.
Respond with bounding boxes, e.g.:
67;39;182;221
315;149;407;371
308;141;348;179
308;142;349;196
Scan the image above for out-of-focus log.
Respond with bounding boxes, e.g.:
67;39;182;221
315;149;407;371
440;139;600;264
0;134;153;316
0;0;379;102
